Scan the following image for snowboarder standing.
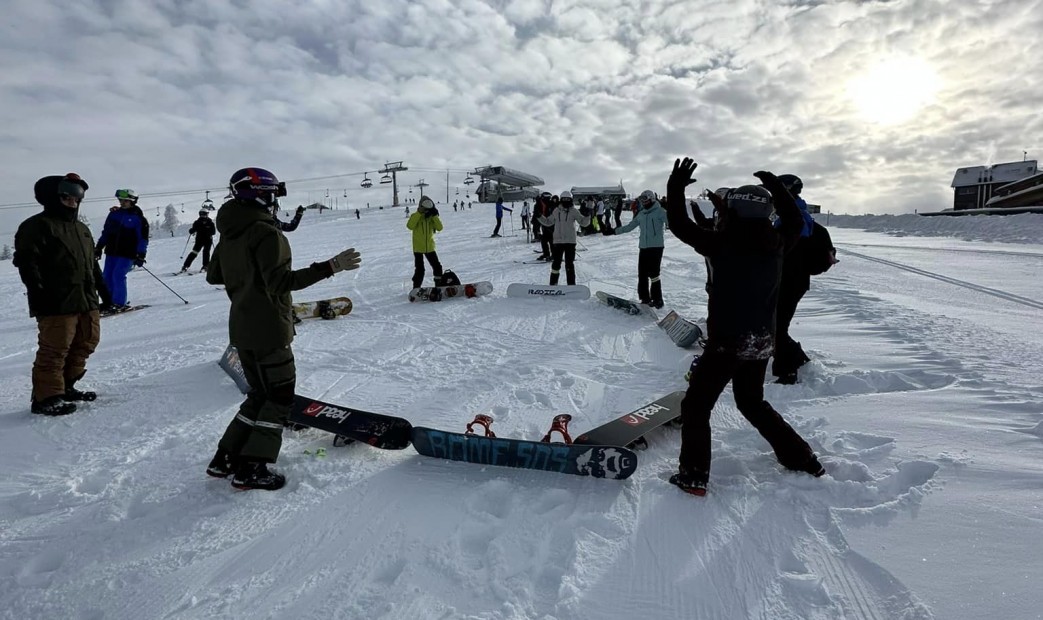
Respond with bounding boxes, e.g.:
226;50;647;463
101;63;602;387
180;209;216;272
664;158;824;496
95;189;149;309
14;173;111;415
602;189;667;308
537;191;589;285
205;167;362;490
407;196;444;288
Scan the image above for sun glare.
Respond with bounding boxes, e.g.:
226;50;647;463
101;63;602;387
848;56;941;125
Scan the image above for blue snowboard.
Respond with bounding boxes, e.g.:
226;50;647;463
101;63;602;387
411;427;638;480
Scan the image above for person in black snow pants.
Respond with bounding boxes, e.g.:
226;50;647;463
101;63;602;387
537;191;590;285
180;209;216;272
663;157;825;497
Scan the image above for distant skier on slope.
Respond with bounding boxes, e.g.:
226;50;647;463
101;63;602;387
664;158;825;497
179;209;216;273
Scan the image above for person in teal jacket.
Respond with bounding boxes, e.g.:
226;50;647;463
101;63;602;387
407;196;444;288
604;189;667;308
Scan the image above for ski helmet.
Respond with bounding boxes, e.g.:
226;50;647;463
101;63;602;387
229;167;285;207
638;190;657;207
714;187;732;199
418;196;435;211
199;209;209;216
115;189;138;203
777;174;803;196
726;185;774;219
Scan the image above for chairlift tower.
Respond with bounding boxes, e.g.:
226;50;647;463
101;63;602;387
381;161;409;206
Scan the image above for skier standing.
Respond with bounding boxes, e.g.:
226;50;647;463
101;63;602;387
273;204;306;232
14;174;111;415
95;189;149;309
603;189;667;308
537;191;590;285
205;167;361;490
180;209;216;273
520;201;530;231
664;158;824;496
491;197;512;237
407;196;444;288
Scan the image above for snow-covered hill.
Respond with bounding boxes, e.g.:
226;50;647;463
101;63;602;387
2;205;1041;619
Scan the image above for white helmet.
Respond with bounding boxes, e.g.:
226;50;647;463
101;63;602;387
638;190;657;206
560;191;572;199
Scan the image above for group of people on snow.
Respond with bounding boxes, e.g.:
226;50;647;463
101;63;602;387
12;158;836;495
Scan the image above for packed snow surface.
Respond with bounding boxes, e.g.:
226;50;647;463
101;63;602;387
2;205;1042;619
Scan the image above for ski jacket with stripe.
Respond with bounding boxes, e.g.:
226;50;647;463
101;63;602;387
613;202;666;248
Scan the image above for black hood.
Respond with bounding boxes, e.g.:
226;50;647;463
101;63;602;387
34;175;85;221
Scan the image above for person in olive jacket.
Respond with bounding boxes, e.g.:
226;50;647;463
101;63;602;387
205;167;361;491
14;173;112;416
664;158;824;497
406;196;444;289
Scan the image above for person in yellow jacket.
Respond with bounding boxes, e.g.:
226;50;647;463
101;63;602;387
407;196;444;288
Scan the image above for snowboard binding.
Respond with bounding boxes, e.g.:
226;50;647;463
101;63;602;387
540;414;573;444
465;413;496;438
317;300;336;320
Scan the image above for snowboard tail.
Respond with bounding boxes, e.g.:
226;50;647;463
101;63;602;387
289;395;412;449
658;310;703;348
574;391;686;450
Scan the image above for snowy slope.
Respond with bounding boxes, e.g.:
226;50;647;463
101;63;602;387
1;205;1042;620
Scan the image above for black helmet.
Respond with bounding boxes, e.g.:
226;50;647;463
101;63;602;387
777;174;803;196
726;185;774;219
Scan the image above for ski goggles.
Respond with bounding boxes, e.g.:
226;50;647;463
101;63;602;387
58;179;86;201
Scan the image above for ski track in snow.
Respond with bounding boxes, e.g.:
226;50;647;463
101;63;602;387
2;208;1042;619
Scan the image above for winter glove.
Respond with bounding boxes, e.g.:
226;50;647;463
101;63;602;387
133;254;146;267
94;245;103;260
667;158;698;203
296;205;306;215
327;248;362;274
426;208;439;217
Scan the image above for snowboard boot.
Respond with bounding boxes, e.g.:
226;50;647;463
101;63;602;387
62;383;97;402
649;299;664;309
31;396;77;416
231;461;286;491
794;454;826;478
206;449;238;478
669;467;708;497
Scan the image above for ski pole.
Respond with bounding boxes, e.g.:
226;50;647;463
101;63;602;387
140;264;190;304
179;233;194;259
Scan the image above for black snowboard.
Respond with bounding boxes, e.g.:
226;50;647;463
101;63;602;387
289;395;412;450
411;427;638;480
574;391;686;450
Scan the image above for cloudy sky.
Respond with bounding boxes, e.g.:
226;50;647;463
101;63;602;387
1;0;1041;240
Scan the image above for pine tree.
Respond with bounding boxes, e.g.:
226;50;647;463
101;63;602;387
0;244;12;261
161;204;180;238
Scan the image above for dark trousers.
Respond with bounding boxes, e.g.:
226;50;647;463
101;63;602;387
772;275;811;377
412;251;443;288
679;346;815;476
521;215;529;231
614;207;623;228
217;346;296;463
637;246;664;304
549;243;577;285
540;229;553;257
492;217;503;236
182;237;213;270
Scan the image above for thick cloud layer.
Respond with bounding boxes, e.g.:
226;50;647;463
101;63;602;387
1;0;1040;237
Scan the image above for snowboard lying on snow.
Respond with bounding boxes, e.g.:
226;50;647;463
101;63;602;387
595;291;658;318
574;391;685;450
412;413;637;480
505;283;590;300
409;281;493;302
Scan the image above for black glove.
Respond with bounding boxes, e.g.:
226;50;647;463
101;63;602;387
296;206;306;215
426;208;439;217
667;158;698;203
94;245;103;260
134;254;146;267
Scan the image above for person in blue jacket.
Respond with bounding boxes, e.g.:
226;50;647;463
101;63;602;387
603;189;667;308
95;189;149;308
490;197;512;237
772;174;818;383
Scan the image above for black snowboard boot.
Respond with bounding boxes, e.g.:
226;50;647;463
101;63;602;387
206;449;237;478
31;396;77;416
231;461;286;491
668;467;708;497
794;454;826;478
63;383;97;402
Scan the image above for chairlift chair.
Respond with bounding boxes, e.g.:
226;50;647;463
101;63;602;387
361;173;373;188
464;175;475;185
380;174;392;184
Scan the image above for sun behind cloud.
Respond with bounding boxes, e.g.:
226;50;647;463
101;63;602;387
847;56;942;125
